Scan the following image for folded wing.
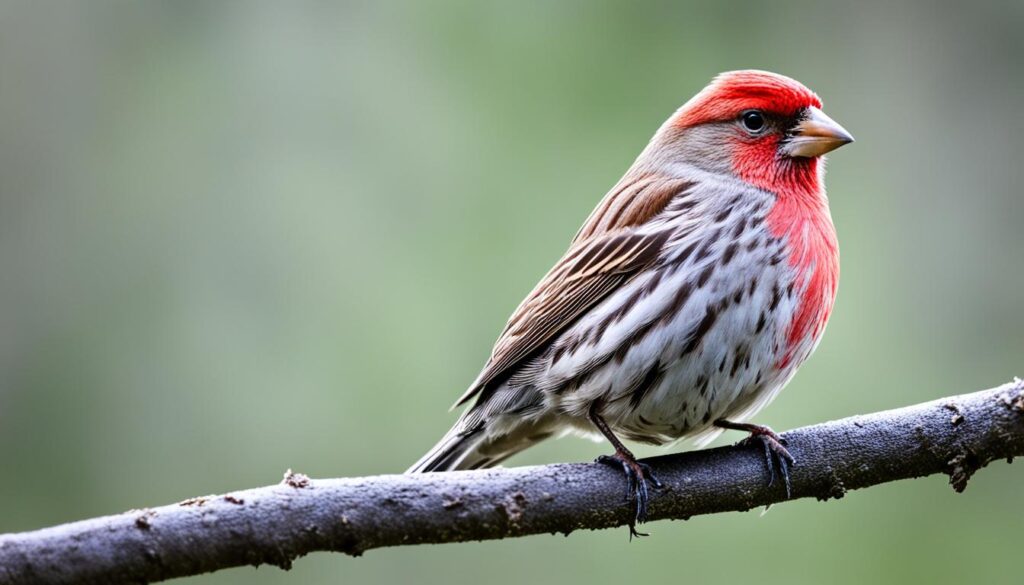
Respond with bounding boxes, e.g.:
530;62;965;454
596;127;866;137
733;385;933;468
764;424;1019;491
454;175;693;408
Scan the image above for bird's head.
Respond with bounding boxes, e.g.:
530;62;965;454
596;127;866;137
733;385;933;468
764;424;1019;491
658;70;853;193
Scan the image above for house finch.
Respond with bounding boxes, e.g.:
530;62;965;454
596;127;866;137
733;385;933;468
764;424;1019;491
408;70;852;533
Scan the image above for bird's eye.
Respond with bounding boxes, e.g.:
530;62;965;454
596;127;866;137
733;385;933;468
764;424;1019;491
740;110;766;133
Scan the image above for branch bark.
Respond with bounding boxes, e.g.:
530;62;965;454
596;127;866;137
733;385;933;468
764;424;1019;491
2;380;1022;584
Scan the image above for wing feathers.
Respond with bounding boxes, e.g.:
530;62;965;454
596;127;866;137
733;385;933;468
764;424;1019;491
574;176;693;241
453;175;692;409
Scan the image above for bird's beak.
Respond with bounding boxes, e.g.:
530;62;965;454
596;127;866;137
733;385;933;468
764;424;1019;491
782;106;854;158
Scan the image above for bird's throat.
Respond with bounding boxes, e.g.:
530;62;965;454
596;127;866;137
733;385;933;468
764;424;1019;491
736;153;839;369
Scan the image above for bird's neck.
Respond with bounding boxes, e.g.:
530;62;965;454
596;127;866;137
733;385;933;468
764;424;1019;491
740;156;840;368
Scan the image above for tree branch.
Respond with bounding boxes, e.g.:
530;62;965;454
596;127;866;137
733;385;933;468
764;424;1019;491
2;380;1022;584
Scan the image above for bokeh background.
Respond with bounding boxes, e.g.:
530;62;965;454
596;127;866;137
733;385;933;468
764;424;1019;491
2;1;1022;583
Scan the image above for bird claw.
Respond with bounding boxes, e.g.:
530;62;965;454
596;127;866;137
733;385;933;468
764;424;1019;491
742;427;795;498
596;452;664;536
719;420;796;499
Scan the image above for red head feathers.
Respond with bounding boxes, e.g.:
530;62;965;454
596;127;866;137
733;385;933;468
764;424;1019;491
674;70;822;128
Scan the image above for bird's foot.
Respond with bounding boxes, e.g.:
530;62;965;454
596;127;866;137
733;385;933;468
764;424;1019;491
715;420;796;498
596;450;664;538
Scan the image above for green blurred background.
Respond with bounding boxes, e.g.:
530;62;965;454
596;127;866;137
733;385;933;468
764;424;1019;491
2;1;1022;583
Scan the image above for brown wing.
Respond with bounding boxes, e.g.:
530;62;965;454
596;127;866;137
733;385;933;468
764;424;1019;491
453;175;692;408
573;175;694;242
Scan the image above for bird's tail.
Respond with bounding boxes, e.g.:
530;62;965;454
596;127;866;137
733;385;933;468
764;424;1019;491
406;413;554;473
406;422;489;473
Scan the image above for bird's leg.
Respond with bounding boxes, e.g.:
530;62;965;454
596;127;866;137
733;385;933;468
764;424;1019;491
714;419;796;498
588;403;663;538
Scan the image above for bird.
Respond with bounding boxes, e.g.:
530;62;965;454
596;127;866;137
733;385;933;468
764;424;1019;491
407;70;853;534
